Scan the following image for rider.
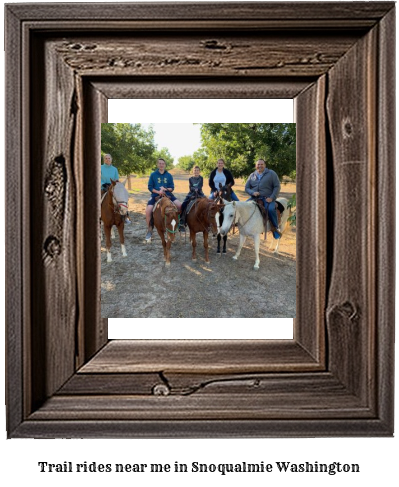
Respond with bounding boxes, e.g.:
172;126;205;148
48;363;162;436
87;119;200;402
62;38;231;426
101;153;119;193
208;158;239;201
179;165;205;230
145;158;182;241
101;153;131;224
245;158;281;239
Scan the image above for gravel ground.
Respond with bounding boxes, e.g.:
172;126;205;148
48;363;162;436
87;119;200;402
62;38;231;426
101;175;296;318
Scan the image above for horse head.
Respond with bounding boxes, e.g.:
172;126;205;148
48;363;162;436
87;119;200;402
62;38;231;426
220;201;236;236
218;182;233;202
206;201;221;237
111;179;129;215
161;198;179;241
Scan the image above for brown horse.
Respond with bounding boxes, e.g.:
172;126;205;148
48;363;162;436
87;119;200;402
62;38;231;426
153;195;180;265
186;198;220;262
101;179;129;262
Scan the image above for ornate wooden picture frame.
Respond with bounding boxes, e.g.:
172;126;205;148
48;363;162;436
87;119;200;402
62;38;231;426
6;2;395;437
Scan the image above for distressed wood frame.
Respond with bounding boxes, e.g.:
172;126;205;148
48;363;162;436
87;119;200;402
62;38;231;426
5;2;395;437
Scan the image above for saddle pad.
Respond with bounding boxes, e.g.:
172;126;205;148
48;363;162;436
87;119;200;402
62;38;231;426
152;198;162;213
186;197;206;216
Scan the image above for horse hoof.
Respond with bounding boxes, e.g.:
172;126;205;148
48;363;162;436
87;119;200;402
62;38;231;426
232;256;238;260
192;258;197;262
165;261;171;266
122;254;127;258
254;266;259;271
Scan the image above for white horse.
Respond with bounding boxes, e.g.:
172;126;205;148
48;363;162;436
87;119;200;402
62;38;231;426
219;197;290;270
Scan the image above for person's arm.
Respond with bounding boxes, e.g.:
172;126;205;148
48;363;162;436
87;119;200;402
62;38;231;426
197;176;204;192
188;177;195;192
148;173;161;194
269;172;281;201
245;175;255;196
166;173;174;192
225;169;235;187
114;167;120;181
208;169;216;192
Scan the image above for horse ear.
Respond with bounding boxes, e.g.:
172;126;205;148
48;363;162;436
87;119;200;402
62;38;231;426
122;179;127;187
110;178;116;185
219;183;222;189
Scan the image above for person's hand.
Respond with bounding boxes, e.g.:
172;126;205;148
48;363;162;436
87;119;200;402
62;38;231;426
266;197;273;203
253;192;260;197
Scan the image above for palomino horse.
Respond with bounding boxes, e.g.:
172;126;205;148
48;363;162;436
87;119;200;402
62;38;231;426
219;197;289;270
186;198;220;262
214;182;233;255
153;195;180;266
101;179;129;262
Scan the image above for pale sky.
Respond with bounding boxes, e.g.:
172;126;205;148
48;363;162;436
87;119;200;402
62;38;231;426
141;123;201;165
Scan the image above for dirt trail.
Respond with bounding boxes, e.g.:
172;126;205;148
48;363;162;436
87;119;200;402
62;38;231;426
101;172;296;318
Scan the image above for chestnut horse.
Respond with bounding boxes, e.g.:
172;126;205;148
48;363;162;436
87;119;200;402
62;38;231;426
101;179;129;262
153;195;180;265
186;198;220;262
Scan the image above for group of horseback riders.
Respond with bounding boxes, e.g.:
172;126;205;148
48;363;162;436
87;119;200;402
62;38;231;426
101;154;282;241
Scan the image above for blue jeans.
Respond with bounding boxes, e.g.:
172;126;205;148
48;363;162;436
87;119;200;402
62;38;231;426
248;197;279;230
209;190;239;201
147;192;176;206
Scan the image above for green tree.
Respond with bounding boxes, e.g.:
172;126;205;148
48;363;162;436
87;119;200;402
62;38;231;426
101;123;157;176
177;154;195;172
198;123;296;179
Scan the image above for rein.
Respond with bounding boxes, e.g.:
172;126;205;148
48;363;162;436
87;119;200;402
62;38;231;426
194;199;218;234
229;202;257;231
157;196;179;235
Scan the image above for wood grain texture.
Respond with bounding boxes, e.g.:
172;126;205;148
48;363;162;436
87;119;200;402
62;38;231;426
295;76;326;363
375;6;395;432
5;2;395;438
326;26;377;404
7;2;394;22
30;36;78;409
53;34;360;78
5;5;24;436
91;79;311;99
79;340;321;374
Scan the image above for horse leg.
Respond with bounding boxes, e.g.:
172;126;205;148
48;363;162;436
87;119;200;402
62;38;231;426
216;234;221;255
165;237;172;266
111;226;115;239
104;225;112;262
203;231;210;263
156;228;168;262
116;223;127;257
223;235;227;255
190;230;197;261
233;233;246;261
253;234;261;270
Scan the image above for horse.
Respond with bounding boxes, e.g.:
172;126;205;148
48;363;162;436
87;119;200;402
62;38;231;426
219;197;289;270
101;179;129;262
186;198;220;262
152;195;180;266
214;182;233;255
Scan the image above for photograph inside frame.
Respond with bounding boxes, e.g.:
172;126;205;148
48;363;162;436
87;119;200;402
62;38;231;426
100;122;296;319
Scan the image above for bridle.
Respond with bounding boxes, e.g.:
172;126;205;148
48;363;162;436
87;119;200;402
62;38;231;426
223;201;257;233
158;194;179;235
193;199;219;234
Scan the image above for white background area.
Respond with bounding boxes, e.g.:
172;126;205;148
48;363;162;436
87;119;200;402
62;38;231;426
108;98;294;339
0;1;398;487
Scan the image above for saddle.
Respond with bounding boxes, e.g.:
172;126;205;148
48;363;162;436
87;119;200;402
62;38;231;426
255;198;284;234
186;195;206;216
